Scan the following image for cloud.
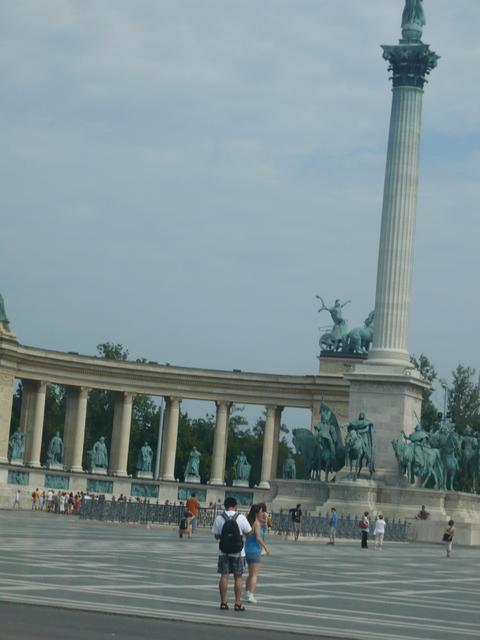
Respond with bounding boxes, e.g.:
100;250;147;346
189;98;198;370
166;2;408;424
0;1;479;424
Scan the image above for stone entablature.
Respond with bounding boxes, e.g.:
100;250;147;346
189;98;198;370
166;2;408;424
0;339;347;409
0;337;352;487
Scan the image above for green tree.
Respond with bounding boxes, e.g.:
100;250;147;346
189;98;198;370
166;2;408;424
411;353;441;430
448;365;480;433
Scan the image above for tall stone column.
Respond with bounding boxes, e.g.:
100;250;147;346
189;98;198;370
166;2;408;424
259;405;276;489
68;387;89;473
0;372;14;463
109;392;134;477
270;406;283;480
368;40;439;366
158;398;170;479
161;397;181;481
210;401;231;485
23;381;47;468
346;19;438;480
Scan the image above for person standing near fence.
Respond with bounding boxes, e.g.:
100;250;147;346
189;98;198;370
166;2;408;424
328;507;338;544
245;503;270;603
13;489;21;510
359;512;369;549
186;492;200;534
212;496;252;611
443;520;455;558
374;514;386;550
289;504;302;542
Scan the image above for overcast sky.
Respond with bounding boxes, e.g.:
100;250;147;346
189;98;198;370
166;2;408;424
1;1;479;423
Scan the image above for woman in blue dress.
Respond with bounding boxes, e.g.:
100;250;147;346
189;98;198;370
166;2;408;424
245;503;270;603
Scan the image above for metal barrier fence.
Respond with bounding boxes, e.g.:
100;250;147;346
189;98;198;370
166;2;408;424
78;501;410;541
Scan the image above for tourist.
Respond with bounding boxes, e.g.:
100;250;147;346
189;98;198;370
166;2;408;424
443;519;455;558
31;488;40;511
39;491;46;511
186;492;201;533
179;509;193;539
289;503;302;542
374;514;386;550
59;492;65;515
416;505;429;520
328;507;338;544
47;489;54;512
245;503;270;603
13;488;21;510
359;512;369;548
212;496;252;611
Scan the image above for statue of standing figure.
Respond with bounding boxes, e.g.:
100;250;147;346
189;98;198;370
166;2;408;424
46;431;64;466
233;451;251;482
8;429;25;462
92;436;108;469
402;0;426;40
184;446;201;481
0;293;9;323
137;442;153;473
282;453;296;480
317;296;351;352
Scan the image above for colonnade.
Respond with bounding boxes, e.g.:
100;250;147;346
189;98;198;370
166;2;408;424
3;378;286;487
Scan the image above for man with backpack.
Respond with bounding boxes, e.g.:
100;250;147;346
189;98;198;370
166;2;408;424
212;496;252;611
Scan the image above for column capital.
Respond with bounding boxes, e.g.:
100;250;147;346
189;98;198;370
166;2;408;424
382;43;439;89
215;400;232;410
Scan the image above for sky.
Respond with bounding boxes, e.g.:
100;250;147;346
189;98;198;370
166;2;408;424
1;1;479;425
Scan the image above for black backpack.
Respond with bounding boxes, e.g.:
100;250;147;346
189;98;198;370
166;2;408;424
219;512;243;554
179;518;188;530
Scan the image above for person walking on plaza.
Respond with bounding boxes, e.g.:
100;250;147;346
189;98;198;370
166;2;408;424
443;519;455;558
245;503;270;603
186;492;200;533
374;514;386;550
179;509;193;539
212;496;252;611
359;512;370;549
13;489;21;510
328;507;338;544
289;504;302;542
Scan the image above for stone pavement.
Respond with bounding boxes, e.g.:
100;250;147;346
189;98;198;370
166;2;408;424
0;511;478;640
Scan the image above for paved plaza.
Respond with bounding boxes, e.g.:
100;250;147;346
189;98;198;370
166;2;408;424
0;511;478;640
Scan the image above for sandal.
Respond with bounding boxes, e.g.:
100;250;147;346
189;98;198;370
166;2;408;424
234;603;246;612
220;602;229;610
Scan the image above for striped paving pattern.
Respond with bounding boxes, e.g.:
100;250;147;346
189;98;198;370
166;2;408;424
0;511;478;640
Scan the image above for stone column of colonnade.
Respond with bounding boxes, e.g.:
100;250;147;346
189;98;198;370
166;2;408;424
64;387;89;472
161;397;182;481
209;400;232;485
21;380;47;468
259;405;277;489
0;372;14;463
270;406;283;481
109;392;134;476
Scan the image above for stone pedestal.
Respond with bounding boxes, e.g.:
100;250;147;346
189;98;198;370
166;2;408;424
345;363;428;481
184;474;200;483
233;479;249;488
92;467;107;475
47;463;64;471
136;471;153;480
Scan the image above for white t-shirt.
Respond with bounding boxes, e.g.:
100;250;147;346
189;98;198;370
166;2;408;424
47;491;53;501
374;519;386;535
212;510;252;557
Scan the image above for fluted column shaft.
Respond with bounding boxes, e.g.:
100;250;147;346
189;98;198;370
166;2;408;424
69;388;89;472
210;401;231;485
369;85;423;366
23;381;47;468
161;397;181;481
259;406;276;488
271;406;283;480
0;372;14;463
110;392;134;477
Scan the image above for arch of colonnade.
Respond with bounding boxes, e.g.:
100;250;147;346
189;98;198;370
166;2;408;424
0;337;352;488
